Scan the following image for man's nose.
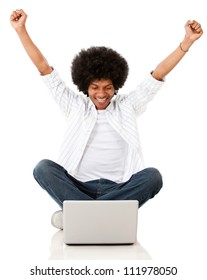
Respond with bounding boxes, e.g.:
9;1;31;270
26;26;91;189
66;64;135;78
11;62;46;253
97;88;106;95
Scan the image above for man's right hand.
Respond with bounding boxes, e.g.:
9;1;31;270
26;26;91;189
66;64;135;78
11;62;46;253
10;8;52;75
10;9;27;32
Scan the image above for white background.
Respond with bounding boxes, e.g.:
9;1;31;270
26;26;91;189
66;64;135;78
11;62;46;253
1;0;207;278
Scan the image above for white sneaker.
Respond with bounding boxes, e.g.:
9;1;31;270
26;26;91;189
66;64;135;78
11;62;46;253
51;210;63;230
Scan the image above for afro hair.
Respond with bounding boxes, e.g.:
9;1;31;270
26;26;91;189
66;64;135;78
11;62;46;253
71;46;129;93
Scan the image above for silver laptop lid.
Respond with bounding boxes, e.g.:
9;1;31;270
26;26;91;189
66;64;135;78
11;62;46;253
63;200;138;244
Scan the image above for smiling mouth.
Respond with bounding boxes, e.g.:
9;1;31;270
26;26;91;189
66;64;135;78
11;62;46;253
95;98;108;103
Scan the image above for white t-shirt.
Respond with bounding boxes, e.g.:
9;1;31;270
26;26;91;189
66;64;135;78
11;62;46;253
74;110;128;182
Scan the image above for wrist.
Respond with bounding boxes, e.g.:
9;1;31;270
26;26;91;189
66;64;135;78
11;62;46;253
180;36;194;52
15;25;27;35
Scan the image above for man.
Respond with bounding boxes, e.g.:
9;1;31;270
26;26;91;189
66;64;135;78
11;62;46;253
10;9;203;230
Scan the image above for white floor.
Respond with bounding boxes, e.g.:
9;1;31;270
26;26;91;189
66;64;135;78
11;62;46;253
49;230;151;260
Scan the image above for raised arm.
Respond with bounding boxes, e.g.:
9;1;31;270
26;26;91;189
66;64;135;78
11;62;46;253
10;9;52;75
152;20;203;81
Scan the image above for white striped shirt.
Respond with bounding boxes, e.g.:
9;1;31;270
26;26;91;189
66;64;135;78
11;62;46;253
42;70;164;182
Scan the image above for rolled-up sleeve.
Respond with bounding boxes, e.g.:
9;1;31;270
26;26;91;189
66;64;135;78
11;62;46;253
125;73;165;116
42;69;86;117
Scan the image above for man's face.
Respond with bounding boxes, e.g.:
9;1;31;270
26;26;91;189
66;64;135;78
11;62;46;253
87;79;115;110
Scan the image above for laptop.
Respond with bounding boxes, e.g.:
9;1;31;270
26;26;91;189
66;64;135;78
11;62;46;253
63;200;138;245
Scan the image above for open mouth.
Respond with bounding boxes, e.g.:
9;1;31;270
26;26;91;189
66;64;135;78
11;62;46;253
96;97;108;103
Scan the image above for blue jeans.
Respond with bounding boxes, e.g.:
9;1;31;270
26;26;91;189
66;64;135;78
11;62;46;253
33;159;163;208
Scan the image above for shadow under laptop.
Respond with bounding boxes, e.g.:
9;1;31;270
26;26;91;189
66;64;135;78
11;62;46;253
49;230;151;260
